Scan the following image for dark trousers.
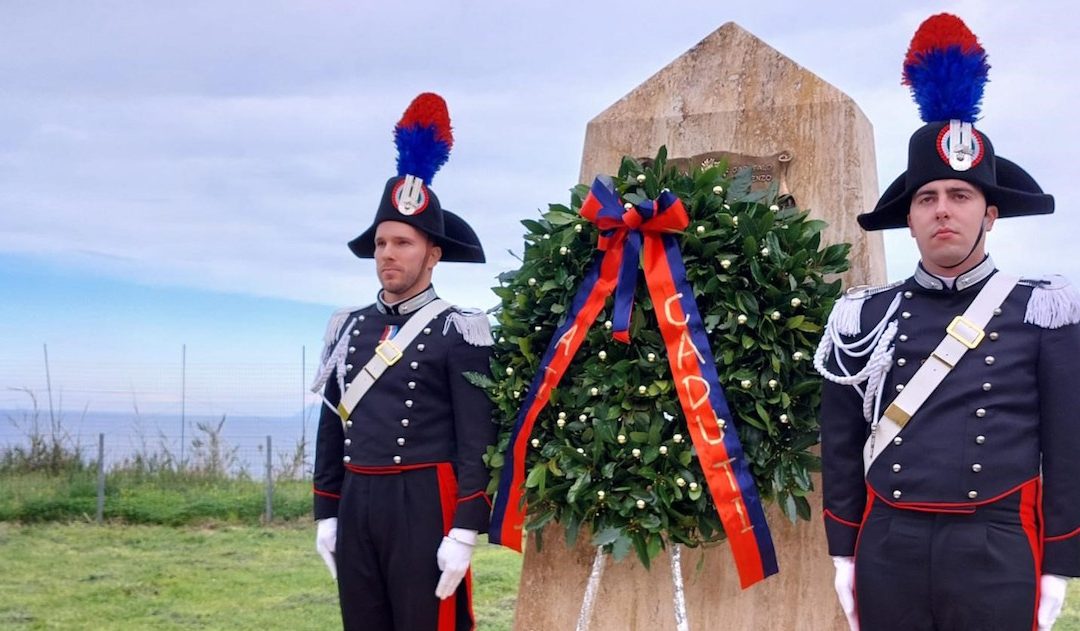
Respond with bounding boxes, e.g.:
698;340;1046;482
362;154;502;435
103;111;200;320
336;465;473;631
855;483;1040;631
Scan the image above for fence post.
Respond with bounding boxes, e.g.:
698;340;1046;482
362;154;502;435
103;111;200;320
43;344;56;430
265;435;273;524
96;433;105;524
301;345;307;474
180;344;186;469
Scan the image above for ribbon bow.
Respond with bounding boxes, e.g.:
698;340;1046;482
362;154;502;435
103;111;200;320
580;176;689;343
490;177;778;588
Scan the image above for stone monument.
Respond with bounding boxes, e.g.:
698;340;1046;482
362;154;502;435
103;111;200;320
511;22;885;631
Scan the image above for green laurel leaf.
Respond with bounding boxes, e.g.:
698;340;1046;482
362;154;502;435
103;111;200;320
479;145;851;569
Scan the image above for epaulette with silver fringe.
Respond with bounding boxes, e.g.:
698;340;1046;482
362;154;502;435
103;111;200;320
444;307;495;347
320;306;362;356
1018;275;1080;329
826;280;905;337
310;305;366;394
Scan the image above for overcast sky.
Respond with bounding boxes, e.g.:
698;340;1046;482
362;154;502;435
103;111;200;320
2;0;1077;415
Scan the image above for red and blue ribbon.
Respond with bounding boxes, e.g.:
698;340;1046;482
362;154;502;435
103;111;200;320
490;177;778;588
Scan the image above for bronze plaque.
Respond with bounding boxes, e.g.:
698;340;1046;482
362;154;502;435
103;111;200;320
641;150;795;201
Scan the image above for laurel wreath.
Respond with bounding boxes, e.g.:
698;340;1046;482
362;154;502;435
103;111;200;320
469;147;850;566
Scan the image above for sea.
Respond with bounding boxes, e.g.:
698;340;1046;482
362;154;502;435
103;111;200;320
0;407;323;476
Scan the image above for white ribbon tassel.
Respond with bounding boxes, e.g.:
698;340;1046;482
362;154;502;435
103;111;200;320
575;547;607;631
670;545;689;631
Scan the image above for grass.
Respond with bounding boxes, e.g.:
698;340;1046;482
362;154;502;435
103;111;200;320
0;405;527;628
1060;588;1080;631
0;463;1076;630
0;521;523;630
0;470;312;524
1;520;1079;629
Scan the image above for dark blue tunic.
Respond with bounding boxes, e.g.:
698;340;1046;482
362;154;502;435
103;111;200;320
819;261;1080;628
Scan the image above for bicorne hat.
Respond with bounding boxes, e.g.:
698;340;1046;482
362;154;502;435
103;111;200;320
857;14;1054;231
348;93;485;263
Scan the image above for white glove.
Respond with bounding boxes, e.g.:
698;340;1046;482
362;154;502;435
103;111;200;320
315;517;338;580
1038;574;1068;631
832;556;859;631
434;528;477;599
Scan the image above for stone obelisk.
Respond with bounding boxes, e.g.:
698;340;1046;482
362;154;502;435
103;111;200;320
511;23;885;631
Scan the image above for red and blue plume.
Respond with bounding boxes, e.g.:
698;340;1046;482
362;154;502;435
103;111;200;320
394;93;453;184
902;13;990;123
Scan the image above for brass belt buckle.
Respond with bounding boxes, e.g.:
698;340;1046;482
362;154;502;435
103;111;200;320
375;340;403;366
946;315;984;349
883;403;911;427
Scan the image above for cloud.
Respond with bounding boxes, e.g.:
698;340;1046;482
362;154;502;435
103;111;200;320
1;0;1078;315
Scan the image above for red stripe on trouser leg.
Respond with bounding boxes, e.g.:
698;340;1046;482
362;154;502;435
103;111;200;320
463;567;475;630
436;463;457;534
1020;479;1042;631
435;463;459;631
851;487;876;626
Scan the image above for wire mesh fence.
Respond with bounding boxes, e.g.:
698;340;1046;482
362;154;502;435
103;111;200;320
0;344;327;524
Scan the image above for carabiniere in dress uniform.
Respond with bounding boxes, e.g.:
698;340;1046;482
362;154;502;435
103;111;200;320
310;92;496;631
814;14;1079;631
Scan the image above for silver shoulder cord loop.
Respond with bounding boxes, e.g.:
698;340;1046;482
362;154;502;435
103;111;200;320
814;292;902;426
